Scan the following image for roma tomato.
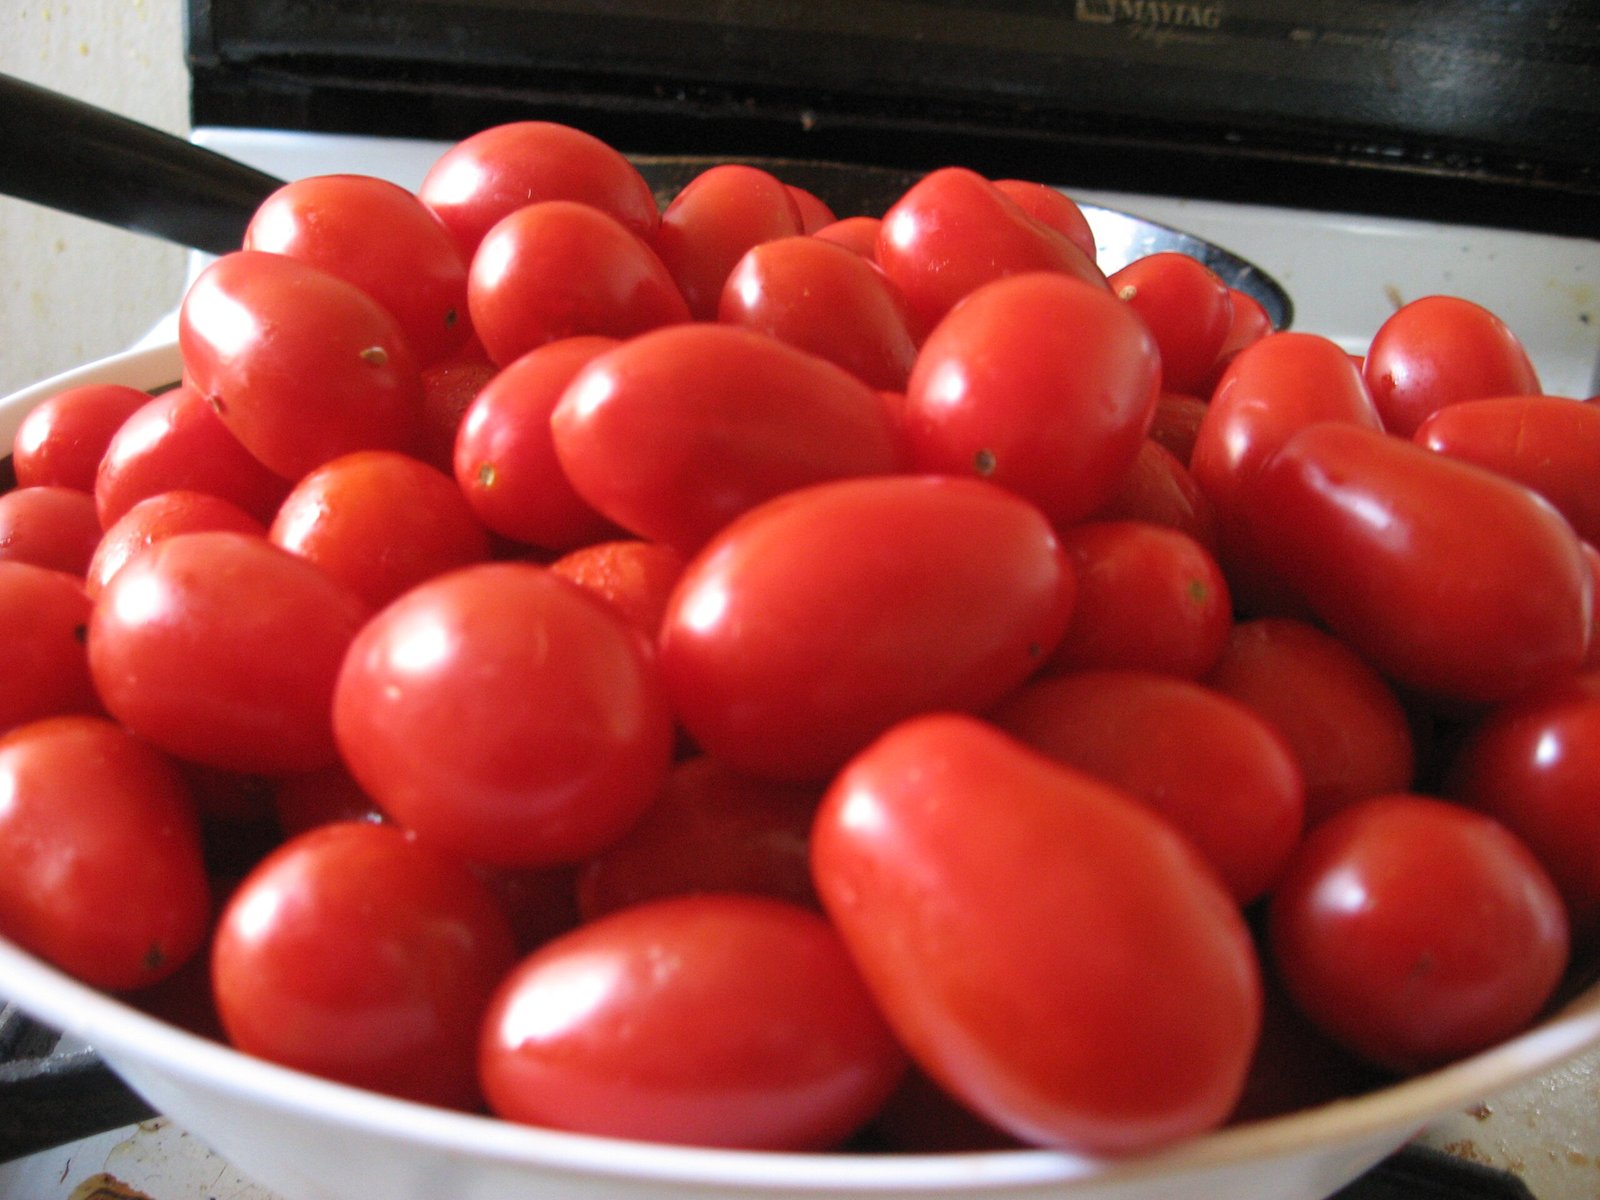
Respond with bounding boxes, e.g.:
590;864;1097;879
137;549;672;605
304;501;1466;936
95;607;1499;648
1089;438;1218;549
332;562;676;868
990;179;1097;258
0;485;102;576
452;336;624;552
0;715;210;991
1045;520;1231;679
551;324;906;555
244;174;471;367
179;250;425;481
876;167;1105;332
990;669;1304;904
11;382;150;491
213;820;517;1109
0;561;99;733
1416;394;1600;546
467;201;689;367
1363;295;1541;436
658;475;1076;781
1268;793;1568;1073
94;383;292;528
811;215;883;259
547;538;688;639
717;235;919;391
269;449;492;611
479;893;905;1150
1108;251;1234;396
88;490;267;598
650;164;805;320
1206;618;1416;826
418;120;660;257
903;272;1160;529
1447;670;1600;945
812;713;1261;1154
88;531;370;774
1244;422;1593;705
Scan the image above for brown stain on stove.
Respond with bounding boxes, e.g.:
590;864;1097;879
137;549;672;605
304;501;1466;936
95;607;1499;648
67;1173;155;1200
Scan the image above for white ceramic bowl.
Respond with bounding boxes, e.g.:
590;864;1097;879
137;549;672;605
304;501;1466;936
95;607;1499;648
4;341;1600;1200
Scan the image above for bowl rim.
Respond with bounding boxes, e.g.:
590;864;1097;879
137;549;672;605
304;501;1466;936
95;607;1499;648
4;341;1600;1193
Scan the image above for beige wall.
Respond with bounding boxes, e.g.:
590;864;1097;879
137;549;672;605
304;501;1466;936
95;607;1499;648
1;0;190;397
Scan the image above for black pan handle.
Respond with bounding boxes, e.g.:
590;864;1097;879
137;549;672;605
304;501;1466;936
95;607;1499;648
0;72;284;255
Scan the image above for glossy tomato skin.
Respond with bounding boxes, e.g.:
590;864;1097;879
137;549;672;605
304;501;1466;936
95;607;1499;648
11;383;150;491
213;820;517;1109
179;250;425;481
903;272;1160;529
87;490;267;599
546;538;688;639
479;892;905;1150
1206;618;1415;826
451;336;624;552
1089;438;1218;550
0;715;210;991
659;475;1076;781
717;235;919;391
0;485;102;576
550;324;907;555
812;713;1261;1154
0;562;99;734
93;384;292;529
417;120;660;258
991;670;1304;904
576;755;823;921
269;449;492;611
332;562;676;868
1246;422;1592;705
88;531;371;774
1416;395;1600;546
990;179;1097;258
1046;520;1231;679
1363;295;1541;437
1447;670;1600;945
1108;252;1233;396
1268;793;1568;1073
467;201;689;367
876;168;1106;332
243;173;471;366
650;164;805;320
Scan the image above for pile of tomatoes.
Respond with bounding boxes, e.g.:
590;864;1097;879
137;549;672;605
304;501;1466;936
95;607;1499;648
2;119;1597;1160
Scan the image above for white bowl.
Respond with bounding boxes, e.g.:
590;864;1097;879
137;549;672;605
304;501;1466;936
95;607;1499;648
5;341;1600;1200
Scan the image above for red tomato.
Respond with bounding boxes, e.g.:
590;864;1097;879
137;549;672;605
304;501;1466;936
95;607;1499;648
179;250;425;480
1109;252;1234;396
213;820;517;1109
0;561;99;733
811;713;1261;1154
94;384;292;528
1147;391;1209;465
88;531;370;774
1447;670;1600;945
903;272;1159;529
467;201;689;367
271;763;386;838
550;324;906;555
332;562;676;868
479;892;905;1149
785;184;837;234
418;120;660;258
651;164;805;320
811;215;882;259
576;755;823;921
243;174;471;366
11;382;150;491
717;235;919;391
270;450;491;611
876;168;1106;332
1088;438;1218;550
1188;331;1380;615
1416;394;1600;546
1205;619;1416;826
546;538;688;638
1198;287;1273;395
452;336;623;552
1268;793;1568;1073
1364;295;1541;436
990;179;1098;258
416;350;497;473
1244;422;1593;705
0;485;103;575
658;475;1076;781
1045;520;1231;679
87;490;267;599
0;715;210;991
